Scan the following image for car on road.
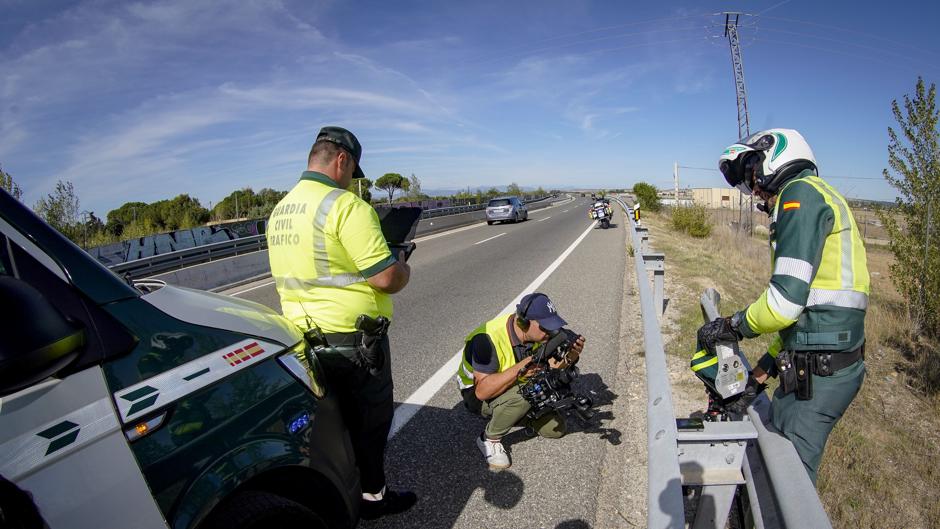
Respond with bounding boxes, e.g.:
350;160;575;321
485;196;528;225
0;187;360;529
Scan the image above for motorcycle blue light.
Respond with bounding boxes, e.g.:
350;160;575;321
288;412;310;434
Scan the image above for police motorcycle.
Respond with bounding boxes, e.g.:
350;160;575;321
588;196;613;229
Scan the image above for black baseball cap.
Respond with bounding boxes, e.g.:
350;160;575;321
517;292;567;332
316;126;365;179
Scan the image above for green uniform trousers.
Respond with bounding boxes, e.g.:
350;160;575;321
770;359;865;484
478;385;566;440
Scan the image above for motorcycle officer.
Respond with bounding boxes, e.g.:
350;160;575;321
697;128;870;484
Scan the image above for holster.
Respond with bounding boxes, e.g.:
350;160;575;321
793;352;813;400
777;350;798;396
355;314;390;371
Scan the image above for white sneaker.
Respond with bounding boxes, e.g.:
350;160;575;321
477;435;511;469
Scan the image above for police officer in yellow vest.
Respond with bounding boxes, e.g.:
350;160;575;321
457;292;585;470
267;126;416;519
697;128;869;484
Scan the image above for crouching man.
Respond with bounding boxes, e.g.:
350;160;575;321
456;292;585;469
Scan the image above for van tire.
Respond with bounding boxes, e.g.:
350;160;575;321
202;491;328;529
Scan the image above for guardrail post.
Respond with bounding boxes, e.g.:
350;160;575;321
635;226;650;254
643;253;666;316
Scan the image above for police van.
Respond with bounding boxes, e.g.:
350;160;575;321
0;188;360;529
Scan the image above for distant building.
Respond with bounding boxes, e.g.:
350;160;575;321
692;187;747;210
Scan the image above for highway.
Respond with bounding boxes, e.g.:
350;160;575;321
225;197;630;528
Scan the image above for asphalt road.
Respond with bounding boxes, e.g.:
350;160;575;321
225;196;629;529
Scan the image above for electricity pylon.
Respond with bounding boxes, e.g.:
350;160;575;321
724;12;753;232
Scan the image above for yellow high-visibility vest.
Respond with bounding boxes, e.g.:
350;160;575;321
268;172;396;333
456;314;517;389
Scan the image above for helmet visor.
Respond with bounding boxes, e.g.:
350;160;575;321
720;159;745;187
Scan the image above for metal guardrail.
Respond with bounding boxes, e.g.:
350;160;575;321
613;195;832;528
110;195;558;279
110;234;267;279
612;196;684;527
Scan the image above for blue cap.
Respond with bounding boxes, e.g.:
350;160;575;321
517;292;567;331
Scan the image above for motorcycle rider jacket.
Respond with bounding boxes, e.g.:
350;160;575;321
736;170;870;364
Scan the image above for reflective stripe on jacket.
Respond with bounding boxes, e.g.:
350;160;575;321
456;314;517;389
741;171;870;352
268;171;396;333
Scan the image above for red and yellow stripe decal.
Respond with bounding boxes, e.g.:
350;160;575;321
223;341;266;366
782;201;800;211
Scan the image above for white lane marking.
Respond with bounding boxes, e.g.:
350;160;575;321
389;220;598;439
537;216;552;222
562;209;569;213
230;280;275;296
473;232;506;245
413;221;486;243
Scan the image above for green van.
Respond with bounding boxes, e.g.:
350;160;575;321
0;187;360;529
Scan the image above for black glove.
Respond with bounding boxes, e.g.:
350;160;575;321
696;317;741;350
725;374;766;415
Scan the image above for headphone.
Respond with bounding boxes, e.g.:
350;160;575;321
515;292;546;331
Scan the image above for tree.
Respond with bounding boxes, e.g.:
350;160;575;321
375;173;406;205
633;182;661;212
879;77;940;338
347;177;373;203
506;182;523;197
1;165;23;200
404;173;427;200
35;180;81;240
106;201;149;236
213;188;261;220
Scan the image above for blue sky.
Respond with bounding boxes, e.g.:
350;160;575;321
3;0;939;215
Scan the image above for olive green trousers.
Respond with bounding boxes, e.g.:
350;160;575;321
472;385;567;440
770;360;866;484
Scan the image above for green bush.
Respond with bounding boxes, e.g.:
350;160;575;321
671;204;712;238
633;182;661;212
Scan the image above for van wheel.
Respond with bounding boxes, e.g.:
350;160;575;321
202;491;328;529
487;221;494;225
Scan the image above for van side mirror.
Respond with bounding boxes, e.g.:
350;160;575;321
0;276;85;396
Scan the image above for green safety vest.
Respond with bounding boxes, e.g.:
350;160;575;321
456;314;518;389
740;171;870;353
267;172;396;333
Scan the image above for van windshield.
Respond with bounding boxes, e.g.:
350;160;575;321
488;199;511;207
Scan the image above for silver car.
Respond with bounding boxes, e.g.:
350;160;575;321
486;197;528;225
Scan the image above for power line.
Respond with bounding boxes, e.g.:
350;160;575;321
746;26;935;69
678;165;720;172
748;14;940;60
756;0;792;16
748;37;939;77
517;12;713;48
467;25;711;66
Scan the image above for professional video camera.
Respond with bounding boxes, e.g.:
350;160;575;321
518;328;594;423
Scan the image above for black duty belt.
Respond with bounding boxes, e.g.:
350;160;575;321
323;332;365;347
798;344;864;376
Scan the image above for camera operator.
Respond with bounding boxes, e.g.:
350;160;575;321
455;292;585;470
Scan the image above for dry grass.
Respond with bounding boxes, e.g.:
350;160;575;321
640;210;940;529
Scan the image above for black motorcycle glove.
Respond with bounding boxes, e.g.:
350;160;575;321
696;316;742;350
725;374;766;415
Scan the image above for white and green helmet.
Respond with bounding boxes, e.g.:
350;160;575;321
718;128;817;195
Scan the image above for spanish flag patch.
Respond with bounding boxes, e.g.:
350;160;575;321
782;201;801;210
